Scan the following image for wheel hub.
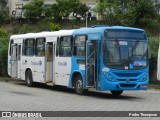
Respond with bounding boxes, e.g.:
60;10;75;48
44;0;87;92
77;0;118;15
77;80;82;91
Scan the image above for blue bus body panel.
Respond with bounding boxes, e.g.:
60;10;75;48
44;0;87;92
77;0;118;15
100;67;149;90
72;26;144;36
68;26;148;91
68;57;85;88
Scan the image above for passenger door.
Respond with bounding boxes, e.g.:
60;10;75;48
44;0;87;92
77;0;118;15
17;44;22;78
11;44;18;78
55;36;72;86
45;42;55;83
86;41;98;87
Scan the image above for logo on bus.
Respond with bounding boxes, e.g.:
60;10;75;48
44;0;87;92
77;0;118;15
102;67;110;72
58;62;67;66
9;59;12;64
31;60;42;66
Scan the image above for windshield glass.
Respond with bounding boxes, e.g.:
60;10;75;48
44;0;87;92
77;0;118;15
103;40;148;70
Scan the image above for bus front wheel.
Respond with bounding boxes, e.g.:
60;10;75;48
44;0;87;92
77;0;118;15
25;70;34;87
110;90;123;96
74;75;85;95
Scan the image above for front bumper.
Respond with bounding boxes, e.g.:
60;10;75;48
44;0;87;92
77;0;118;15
100;79;148;91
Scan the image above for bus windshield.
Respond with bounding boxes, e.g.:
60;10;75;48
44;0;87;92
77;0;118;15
103;40;148;70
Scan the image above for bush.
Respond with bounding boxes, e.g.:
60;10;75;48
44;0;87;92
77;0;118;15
50;22;60;31
0;11;11;25
0;46;8;76
0;27;8;37
0;27;9;77
149;37;159;83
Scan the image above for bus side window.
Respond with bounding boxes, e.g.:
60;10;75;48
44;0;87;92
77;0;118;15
74;35;86;56
56;37;59;57
35;38;45;57
59;36;72;57
24;39;35;56
22;39;25;56
9;40;14;56
18;45;21;60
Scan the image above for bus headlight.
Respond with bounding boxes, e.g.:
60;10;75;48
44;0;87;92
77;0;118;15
103;72;114;81
106;74;113;81
141;74;147;81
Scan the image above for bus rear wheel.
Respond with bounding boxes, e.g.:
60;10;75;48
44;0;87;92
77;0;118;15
74;75;85;95
25;70;34;87
110;90;123;96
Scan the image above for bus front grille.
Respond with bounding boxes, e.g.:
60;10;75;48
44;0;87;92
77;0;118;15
120;84;136;88
117;79;137;81
113;72;142;77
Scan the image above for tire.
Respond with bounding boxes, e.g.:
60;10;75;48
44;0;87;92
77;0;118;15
74;75;85;95
25;70;34;87
110;90;123;96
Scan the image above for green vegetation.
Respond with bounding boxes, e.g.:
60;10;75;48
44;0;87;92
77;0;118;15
149;83;160;90
0;77;17;82
23;0;44;21
23;0;89;22
95;0;160;34
0;27;9;77
149;37;159;83
50;22;60;31
0;0;10;24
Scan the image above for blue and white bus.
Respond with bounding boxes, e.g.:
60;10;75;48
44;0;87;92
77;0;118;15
8;25;150;96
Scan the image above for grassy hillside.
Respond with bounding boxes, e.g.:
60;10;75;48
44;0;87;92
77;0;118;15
2;19;103;35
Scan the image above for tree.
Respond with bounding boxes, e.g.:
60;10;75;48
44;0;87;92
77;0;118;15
95;0;122;24
23;0;44;21
0;27;8;76
0;11;10;24
121;0;157;26
0;0;7;9
95;0;160;30
73;2;89;18
0;0;10;24
48;0;89;21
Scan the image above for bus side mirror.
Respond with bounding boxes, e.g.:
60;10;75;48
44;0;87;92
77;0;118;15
148;45;151;59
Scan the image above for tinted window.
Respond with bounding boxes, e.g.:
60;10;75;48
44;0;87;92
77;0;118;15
104;40;148;70
24;39;35;56
35;38;45;57
9;40;14;56
59;36;72;57
18;45;21;60
74;36;86;56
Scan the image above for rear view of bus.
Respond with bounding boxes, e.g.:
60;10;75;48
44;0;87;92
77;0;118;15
101;27;149;95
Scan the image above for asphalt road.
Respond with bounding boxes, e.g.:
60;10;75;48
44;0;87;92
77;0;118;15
0;80;160;120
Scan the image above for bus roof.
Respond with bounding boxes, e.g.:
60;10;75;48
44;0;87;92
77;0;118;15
73;26;145;35
10;30;74;40
10;26;145;40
